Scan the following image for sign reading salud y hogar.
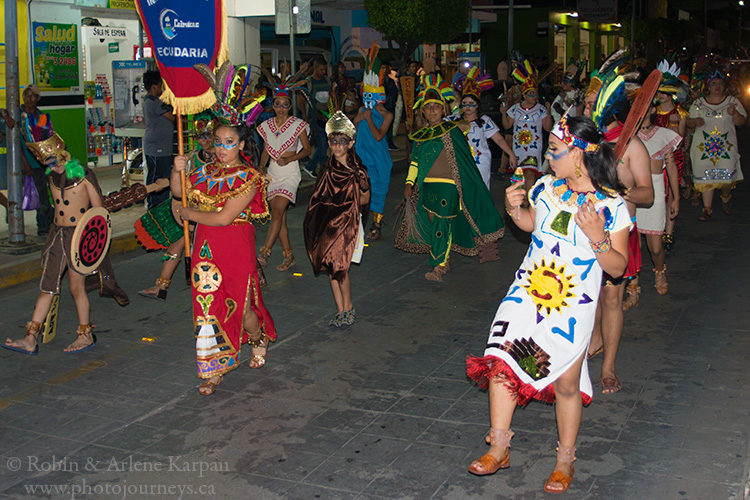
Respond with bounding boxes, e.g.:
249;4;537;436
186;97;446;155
134;0;228;113
32;22;80;91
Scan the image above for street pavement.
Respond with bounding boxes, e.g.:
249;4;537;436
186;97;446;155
0;136;748;499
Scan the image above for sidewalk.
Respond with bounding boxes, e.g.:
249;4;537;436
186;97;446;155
0;140;411;289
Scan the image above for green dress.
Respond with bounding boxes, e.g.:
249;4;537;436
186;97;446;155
394;122;504;265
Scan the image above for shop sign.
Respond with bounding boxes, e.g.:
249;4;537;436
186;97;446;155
91;26;128;39
108;42;120;53
32;22;80;91
109;0;135;9
577;0;618;23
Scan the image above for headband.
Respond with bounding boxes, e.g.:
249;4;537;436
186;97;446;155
551;111;600;153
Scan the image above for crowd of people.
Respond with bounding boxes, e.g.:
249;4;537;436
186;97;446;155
1;47;746;495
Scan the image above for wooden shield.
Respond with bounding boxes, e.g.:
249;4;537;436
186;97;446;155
614;69;663;160
70;207;112;274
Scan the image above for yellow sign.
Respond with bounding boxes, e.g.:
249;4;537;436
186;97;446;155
109;0;135;9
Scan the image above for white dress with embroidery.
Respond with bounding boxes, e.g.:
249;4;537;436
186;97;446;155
508;102;548;173
689;96;746;190
468;175;631;405
258;116;310;203
635;126;682;235
466;115;501;190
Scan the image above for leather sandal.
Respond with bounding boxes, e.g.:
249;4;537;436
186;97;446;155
198;375;222;395
721;193;732;214
425;264;448;282
653;266;668;295
64;324;97;354
622;282;641;311
276;249;295;271
257;246;271;267
2;320;41;355
138;277;170;301
468;428;513;476
698;207;712;221
543;443;576;494
248;327;270;368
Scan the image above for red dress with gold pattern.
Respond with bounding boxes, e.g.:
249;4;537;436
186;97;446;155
187;160;276;379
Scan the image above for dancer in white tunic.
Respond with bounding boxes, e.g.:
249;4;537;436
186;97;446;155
466;114;630;494
453;66;516;190
257;83;311;271
687;70;746;220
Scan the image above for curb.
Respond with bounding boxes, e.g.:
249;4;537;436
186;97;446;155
0;232;140;290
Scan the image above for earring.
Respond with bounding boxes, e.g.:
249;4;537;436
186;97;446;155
575;163;583;178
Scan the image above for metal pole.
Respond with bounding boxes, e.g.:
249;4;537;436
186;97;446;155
289;0;297;116
5;0;25;243
508;0;514;62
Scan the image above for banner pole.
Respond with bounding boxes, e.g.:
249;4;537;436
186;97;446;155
176;105;191;284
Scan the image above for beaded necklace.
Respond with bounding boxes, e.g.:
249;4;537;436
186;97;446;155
551;178;607;207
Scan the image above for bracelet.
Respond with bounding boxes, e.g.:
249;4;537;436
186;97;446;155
590;231;611;254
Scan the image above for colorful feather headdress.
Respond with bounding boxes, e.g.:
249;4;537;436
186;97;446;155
194;61;266;127
362;43;386;103
413;74;455;109
456;66;493;100
511;53;538;94
656;59;690;103
586;48;630;97
691;54;728;92
590;73;628;132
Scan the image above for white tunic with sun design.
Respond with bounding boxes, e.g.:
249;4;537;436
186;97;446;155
508;102;547;173
689;95;746;191
478;175;631;404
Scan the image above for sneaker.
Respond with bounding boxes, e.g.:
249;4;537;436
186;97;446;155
303;165;317;179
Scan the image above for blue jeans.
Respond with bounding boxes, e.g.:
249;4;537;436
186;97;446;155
145;155;173;210
307;121;327;174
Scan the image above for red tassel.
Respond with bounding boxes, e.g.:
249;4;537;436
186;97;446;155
466;355;592;406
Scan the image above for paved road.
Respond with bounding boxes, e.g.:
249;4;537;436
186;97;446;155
0;138;748;499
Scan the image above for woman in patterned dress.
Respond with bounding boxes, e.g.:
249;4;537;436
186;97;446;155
173;123;276;395
466;116;631;494
687;73;747;220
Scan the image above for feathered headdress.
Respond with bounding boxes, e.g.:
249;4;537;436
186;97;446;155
563;60;585;85
656;59;690;103
362;43;386;108
691;54;728;92
456;66;493;101
590;72;628;132
586;48;630;97
511;52;538;94
413;74;455;109
194;61;266;127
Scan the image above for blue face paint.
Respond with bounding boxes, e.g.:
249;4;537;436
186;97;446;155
545;147;569;160
213;141;238;150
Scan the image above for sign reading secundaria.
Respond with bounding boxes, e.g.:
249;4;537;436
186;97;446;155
32;22;80;91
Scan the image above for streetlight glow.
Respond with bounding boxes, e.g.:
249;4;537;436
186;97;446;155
741;1;745;6
568;11;579;17
292;5;299;14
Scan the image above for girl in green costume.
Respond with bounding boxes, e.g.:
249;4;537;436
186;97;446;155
394;75;505;281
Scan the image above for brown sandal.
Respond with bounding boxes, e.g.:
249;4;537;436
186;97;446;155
2;320;41;355
721;193;732;214
138;277;170;301
425;264;448;282
257;246;271;267
622;282;641;311
653;266;668;295
64;324;97;354
276;248;295;271
198;375;222;395
698;207;712;221
468;428;513;476
543;443;576;494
